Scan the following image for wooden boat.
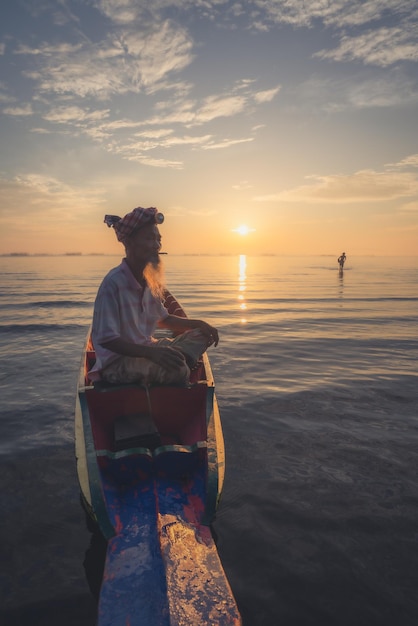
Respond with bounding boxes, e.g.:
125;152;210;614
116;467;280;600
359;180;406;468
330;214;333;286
75;291;241;625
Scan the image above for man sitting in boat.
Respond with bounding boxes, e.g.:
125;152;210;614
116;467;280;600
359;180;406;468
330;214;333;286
88;206;218;386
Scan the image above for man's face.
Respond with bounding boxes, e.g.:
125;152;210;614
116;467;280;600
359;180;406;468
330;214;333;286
125;223;162;265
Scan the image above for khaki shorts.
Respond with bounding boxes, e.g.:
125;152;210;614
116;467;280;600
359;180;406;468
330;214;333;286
101;328;209;386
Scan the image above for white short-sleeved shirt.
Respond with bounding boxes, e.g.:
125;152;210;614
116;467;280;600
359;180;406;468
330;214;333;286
89;259;168;379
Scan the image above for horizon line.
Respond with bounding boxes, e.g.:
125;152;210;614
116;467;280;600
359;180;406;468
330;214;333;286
0;252;303;257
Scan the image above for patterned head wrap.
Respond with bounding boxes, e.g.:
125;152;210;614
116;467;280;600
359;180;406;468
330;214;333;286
104;207;164;243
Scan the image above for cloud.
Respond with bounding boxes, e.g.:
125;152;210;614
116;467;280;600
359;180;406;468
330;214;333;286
91;2;418;83
43;79;277;166
2;104;33;116
96;0;414;32
202;137;254;150
314;26;418;67
41;77;275;160
94;0;233;25
15;42;83;56
78;81;262;164
250;0;416;29
101;129;255;167
0;93;16;104
161;134;213;147
254;86;281;103
30;127;52;134
121;23;194;89
23;60;127;100
94;0;146;25
0;174;105;232
134;128;174;139
232;180;253;190
126;155;183;168
221;2;418;69
112;133;212;155
0;173;109;253
16;21;194;99
140;82;279;128
386;154;418;169
341;76;418;109
14;173;104;207
289;74;418;113
255;168;418;203
43;106;110;124
193;94;247;124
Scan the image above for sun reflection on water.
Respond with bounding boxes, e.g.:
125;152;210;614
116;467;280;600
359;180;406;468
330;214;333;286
238;254;247;323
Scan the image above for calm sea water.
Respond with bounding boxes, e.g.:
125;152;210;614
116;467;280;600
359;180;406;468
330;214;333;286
1;254;417;626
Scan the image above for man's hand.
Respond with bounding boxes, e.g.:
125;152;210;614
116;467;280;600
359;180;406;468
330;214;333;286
192;320;219;347
158;315;219;347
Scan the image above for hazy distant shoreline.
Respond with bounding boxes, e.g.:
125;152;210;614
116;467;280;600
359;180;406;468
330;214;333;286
0;252;306;257
2;252;412;258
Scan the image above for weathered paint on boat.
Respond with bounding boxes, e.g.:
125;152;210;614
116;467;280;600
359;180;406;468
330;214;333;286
75;292;241;625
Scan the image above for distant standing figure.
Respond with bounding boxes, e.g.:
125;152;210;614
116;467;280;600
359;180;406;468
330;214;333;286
338;252;346;270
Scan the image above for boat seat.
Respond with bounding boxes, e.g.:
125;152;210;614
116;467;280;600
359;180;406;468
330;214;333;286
113;413;162;451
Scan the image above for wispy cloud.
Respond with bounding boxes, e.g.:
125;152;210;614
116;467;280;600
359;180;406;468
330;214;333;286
245;1;418;69
103;131;253;167
314;26;418;67
110;133;211;155
135;129;175;139
250;0;416;29
254;86;281;103
15;42;84;56
289;73;418;112
138;82;280;128
386;154;418;169
0;174;105;227
192;94;247;124
0;94;16;104
255;163;418;204
16;21;193;99
202;137;253;150
43;106;110;124
232;180;253;190
28;79;277;167
94;0;147;25
341;76;418;109
95;0;416;31
126;155;183;169
121;23;194;89
13;1;413;113
2;104;33;116
30;127;53;134
14;173;104;208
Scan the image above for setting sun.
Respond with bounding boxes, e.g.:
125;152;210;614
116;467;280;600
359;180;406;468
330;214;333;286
232;224;255;236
